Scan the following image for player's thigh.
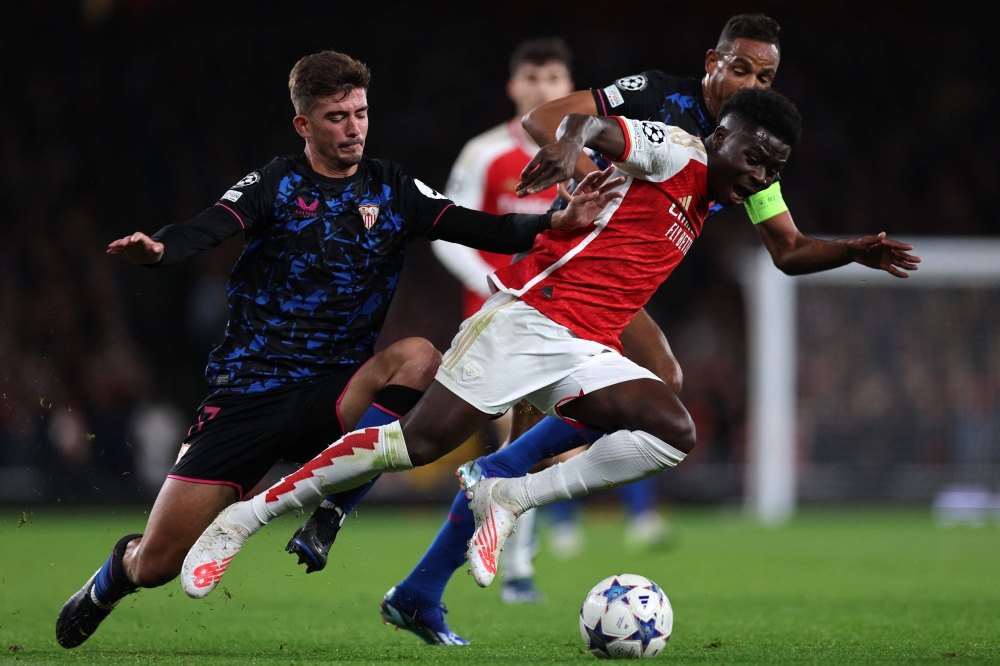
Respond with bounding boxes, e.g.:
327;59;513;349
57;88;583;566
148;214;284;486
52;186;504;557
505;400;547;445
400;380;494;466
620;310;683;394
558;378;696;454
126;478;237;586
337;338;441;430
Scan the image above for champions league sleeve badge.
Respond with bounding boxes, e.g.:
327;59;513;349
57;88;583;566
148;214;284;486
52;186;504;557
358;204;380;229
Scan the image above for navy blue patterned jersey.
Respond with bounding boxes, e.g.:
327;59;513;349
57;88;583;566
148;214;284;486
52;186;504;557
207;155;451;393
150;154;550;396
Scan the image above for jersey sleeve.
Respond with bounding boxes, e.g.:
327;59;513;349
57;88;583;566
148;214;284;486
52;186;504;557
609;117;706;183
148;158;285;267
211;157;285;231
591;71;671;120
394;170;457;238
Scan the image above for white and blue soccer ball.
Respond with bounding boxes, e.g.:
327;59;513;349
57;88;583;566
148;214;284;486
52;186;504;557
579;574;672;659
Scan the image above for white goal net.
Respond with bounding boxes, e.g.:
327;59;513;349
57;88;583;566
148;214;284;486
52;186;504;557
742;238;1000;523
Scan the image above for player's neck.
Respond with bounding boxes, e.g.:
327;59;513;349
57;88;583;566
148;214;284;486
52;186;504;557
305;145;359;179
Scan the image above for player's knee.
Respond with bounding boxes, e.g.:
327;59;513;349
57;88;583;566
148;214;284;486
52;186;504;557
628;402;696;455
386;337;442;390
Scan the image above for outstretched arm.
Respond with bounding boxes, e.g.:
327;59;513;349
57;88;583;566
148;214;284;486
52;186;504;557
755;209;921;278
107;206;243;267
430;166;624;253
517;115;626;197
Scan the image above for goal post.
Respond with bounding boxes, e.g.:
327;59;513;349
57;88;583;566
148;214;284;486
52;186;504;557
741;238;1000;523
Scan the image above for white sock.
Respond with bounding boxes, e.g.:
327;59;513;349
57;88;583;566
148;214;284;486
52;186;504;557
495;430;685;514
500;508;537;581
250;422;412;524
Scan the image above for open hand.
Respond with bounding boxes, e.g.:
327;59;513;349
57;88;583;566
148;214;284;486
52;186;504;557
846;232;921;278
107;232;164;265
551;166;624;231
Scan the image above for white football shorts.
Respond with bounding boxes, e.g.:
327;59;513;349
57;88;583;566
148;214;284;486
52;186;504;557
435;293;662;420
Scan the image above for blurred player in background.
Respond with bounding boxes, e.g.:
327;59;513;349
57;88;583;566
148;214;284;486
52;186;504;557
433;38;572;319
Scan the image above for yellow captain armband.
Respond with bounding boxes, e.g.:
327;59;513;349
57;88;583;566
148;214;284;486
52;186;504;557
744;181;788;224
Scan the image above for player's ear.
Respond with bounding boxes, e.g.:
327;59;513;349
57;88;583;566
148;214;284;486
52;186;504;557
705;49;719;75
712;124;728;146
292;114;310;139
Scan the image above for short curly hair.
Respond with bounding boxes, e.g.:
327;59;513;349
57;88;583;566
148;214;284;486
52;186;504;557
718;88;801;146
718;14;781;53
289;51;371;116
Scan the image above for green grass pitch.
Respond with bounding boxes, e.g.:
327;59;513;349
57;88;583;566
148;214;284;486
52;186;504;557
1;506;998;664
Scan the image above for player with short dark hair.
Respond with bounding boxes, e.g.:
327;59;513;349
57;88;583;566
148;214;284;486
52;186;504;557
54;49;619;650
180;87;801;607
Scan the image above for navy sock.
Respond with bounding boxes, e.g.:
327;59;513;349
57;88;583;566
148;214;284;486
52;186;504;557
619;476;657;516
394;490;472;610
322;385;423;514
92;533;142;606
484;416;602;478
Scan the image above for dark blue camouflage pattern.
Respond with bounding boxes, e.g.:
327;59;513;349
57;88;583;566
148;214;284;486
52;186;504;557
207;155;448;394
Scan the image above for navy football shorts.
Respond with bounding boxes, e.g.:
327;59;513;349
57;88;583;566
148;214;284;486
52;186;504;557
168;357;372;498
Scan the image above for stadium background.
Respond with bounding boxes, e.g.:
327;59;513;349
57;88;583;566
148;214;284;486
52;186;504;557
1;0;996;509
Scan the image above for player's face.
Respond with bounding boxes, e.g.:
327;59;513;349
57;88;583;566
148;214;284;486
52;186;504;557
508;61;574;117
703;39;780;115
707;121;790;207
295;88;369;170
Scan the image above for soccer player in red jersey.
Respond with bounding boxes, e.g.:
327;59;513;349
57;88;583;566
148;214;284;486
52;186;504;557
180;87;803;596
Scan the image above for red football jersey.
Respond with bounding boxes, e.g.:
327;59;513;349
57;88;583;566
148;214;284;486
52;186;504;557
490;117;710;352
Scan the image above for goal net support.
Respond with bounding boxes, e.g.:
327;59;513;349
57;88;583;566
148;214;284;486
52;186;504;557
742;238;1000;523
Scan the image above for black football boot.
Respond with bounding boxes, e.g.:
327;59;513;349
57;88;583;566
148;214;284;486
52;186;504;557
285;504;345;573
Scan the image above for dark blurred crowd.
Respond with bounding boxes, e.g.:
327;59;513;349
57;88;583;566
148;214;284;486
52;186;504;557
1;1;994;503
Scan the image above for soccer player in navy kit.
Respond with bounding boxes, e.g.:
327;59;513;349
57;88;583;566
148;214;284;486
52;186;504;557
55;50;621;649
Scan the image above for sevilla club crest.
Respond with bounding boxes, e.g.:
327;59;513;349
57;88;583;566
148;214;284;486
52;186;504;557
358;204;380;230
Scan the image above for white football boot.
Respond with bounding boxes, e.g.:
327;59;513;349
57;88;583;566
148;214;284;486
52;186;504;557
181;502;261;598
466;478;520;588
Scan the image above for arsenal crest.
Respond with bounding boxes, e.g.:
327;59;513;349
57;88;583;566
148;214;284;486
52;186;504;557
358;204;380;230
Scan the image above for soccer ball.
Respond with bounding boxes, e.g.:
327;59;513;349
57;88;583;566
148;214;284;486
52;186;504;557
579;574;672;659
